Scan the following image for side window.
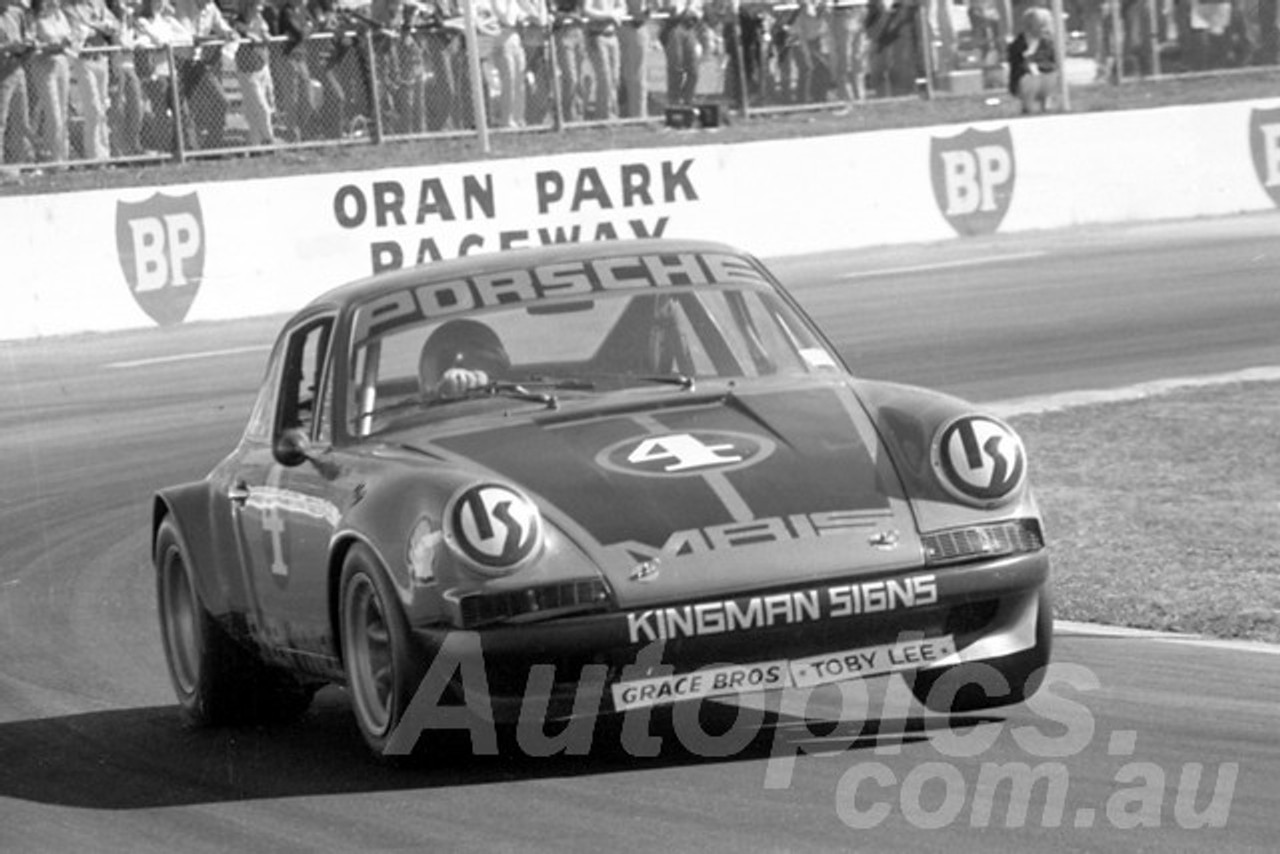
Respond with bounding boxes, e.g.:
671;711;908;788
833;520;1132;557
275;316;335;441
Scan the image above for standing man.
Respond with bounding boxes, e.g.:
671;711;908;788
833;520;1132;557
617;0;649;116
661;0;701;105
550;0;584;121
64;0;119;159
583;0;620;118
173;0;237;148
266;0;313;141
0;0;34;165
828;0;866;113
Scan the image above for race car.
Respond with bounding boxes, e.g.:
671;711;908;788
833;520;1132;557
153;238;1051;757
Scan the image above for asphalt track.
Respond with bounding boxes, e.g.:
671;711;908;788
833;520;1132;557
2;213;1279;852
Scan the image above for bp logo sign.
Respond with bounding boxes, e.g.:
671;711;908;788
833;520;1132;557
116;192;206;326
1249;107;1280;207
931;127;1016;236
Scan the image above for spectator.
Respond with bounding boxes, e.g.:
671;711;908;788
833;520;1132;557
661;0;701;106
106;0;145;155
490;0;532;127
173;0;236;149
551;0;585;121
522;0;551;124
64;0;119;160
305;0;345;138
134;0;193;150
0;0;34;165
417;0;460;130
266;0;313;141
828;0;866;112
377;0;431;134
1007;4;1056;113
584;0;621;118
232;0;274;145
29;0;75;163
789;0;826;103
710;0;741;109
617;0;649;116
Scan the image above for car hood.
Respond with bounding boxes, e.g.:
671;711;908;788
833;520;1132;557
398;381;926;607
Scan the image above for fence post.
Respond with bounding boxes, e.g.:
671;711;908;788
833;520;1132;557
916;0;935;98
364;29;385;143
1050;0;1070;110
1145;0;1160;76
166;44;186;164
548;20;565;131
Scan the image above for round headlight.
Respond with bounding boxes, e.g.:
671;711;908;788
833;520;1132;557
444;483;543;576
930;414;1027;507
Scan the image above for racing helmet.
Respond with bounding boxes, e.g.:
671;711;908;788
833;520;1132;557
418;319;511;392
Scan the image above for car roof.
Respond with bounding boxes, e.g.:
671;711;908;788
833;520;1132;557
306;238;752;310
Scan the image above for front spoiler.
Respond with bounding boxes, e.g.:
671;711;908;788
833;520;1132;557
411;551;1050;722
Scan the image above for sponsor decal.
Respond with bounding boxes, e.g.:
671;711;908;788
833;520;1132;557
1250;107;1280;206
116;192;206;326
931;127;1016;236
932;415;1026;505
624;573;938;643
607;508;894;565
596;430;776;478
330;158;701;273
610;634;955;711
446;483;542;572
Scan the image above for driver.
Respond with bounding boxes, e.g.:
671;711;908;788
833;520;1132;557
418;319;512;399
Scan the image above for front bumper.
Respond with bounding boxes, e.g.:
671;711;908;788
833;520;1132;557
412;551;1050;722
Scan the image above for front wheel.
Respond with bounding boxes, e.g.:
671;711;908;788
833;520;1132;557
155;516;315;725
339;544;425;757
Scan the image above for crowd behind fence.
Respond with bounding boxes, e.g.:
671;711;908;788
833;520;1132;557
0;0;1276;169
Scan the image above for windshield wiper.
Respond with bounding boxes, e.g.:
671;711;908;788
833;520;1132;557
423;381;560;411
637;373;695;391
358;397;427;421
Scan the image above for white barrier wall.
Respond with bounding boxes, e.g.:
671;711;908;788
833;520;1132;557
3;97;1280;340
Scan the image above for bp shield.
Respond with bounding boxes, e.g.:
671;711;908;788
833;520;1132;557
1250;107;1280;207
116;192;206;326
930;127;1016;236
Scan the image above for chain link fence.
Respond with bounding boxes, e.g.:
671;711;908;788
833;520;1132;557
1;0;1276;170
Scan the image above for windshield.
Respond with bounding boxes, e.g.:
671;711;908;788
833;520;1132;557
345;251;842;437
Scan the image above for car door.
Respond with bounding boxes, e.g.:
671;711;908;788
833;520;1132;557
230;311;342;660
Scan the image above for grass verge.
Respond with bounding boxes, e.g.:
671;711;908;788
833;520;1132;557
1010;379;1280;644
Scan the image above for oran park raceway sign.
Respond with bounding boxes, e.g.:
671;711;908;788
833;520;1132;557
329;157;703;274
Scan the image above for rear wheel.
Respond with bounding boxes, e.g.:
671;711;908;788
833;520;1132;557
155;516;315;725
910;591;1053;714
340;544;426;757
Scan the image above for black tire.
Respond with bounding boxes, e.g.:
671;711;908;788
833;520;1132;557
339;544;426;758
155;516;315;726
910;591;1054;714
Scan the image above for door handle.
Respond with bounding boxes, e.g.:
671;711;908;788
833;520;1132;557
228;482;251;505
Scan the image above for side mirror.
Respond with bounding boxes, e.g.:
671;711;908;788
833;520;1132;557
274;427;312;467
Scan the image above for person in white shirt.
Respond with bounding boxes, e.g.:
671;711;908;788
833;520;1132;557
583;0;620;118
64;0;118;158
29;0;76;162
